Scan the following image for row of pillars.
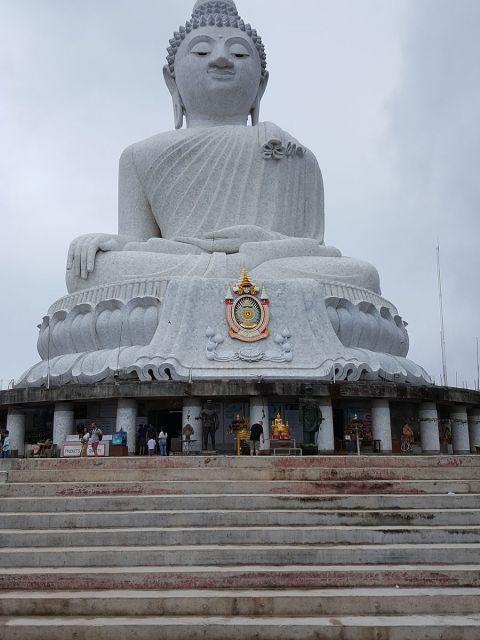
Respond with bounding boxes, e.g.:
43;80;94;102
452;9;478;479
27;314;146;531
5;398;480;456
366;400;480;454
5;399;138;457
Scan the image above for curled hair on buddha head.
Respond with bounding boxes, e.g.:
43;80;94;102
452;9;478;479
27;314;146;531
166;0;267;78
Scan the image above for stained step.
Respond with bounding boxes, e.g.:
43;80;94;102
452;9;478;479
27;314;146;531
2;564;480;591
2;493;479;513
1;543;480;568
1;508;479;529
7;465;480;483
2;614;480;640
2;478;480;497
2;587;480;617
1;525;479;547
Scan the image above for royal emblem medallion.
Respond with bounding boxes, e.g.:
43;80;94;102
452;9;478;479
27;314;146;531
225;267;269;342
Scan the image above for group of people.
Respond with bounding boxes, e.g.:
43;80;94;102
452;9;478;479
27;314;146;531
0;430;11;458
137;424;168;456
77;422;103;457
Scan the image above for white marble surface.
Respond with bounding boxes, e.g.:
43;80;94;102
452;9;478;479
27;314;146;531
18;277;430;387
468;411;480;452
6;409;25;457
317;399;335;453
16;0;430;389
371;400;393;452
182;399;203;453
116;399;137;454
419;402;440;453
451;407;470;454
52;402;74;447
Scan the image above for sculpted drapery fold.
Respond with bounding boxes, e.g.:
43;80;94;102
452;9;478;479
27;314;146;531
127;123;324;243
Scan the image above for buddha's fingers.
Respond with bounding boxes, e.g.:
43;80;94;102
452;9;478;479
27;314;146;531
201;225;286;242
86;242;99;275
80;238;92;280
175;236;241;253
75;237;88;278
66;243;75;271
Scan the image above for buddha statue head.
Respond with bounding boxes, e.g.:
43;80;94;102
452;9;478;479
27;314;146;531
164;0;269;128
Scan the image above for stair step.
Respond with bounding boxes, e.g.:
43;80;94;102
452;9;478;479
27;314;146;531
2;493;479;512
2;508;479;529
1;543;480;568
2;614;480;639
8;467;480;481
2;587;480;617
5;455;480;468
3;564;480;590
2;479;480;496
2;455;479;636
2;525;479;547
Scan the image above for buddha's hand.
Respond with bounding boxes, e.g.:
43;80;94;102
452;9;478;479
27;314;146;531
174;225;286;254
66;233;131;279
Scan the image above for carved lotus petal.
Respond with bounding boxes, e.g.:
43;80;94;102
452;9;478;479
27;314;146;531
238;348;263;362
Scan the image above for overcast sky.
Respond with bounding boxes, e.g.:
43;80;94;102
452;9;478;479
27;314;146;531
1;0;479;389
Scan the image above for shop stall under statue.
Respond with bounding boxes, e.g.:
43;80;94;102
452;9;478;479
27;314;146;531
17;0;431;388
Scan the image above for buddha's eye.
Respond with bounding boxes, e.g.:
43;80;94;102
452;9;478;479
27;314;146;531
229;43;250;58
190;43;212;56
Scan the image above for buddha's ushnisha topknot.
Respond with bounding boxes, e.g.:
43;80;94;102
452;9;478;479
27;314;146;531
166;0;267;78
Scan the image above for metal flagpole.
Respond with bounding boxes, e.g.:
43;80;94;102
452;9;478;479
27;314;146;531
476;337;479;391
436;244;448;387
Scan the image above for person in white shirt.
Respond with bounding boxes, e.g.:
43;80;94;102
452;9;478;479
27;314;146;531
147;437;157;456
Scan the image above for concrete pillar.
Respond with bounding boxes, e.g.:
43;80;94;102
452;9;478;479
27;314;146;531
450;406;470;454
6;408;26;457
250;397;268;450
371;399;392;452
182;398;203;452
418;402;440;454
116;399;137;454
467;410;480;453
318;399;335;453
53;402;74;448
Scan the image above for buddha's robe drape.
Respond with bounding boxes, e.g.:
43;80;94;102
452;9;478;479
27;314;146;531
126;122;324;243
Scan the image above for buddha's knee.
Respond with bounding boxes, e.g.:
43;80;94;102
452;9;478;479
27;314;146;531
65;250;208;293
66;251;127;293
327;257;381;294
251;255;381;294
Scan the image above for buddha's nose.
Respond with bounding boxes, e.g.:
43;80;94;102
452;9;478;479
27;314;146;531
209;47;234;69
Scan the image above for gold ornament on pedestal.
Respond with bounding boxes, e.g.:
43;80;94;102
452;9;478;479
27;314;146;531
228;414;250;456
271;413;290;440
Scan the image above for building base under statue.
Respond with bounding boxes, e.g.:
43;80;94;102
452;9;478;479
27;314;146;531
1;380;480;458
17;276;430;388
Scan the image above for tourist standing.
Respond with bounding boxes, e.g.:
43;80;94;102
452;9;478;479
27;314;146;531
80;427;89;457
158;429;168;456
1;431;11;458
249;420;264;456
89;423;102;458
136;424;147;455
147;436;157;456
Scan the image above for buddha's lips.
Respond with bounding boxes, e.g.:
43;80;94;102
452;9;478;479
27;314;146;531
208;68;235;77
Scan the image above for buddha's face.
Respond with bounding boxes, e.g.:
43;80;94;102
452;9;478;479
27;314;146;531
171;26;264;124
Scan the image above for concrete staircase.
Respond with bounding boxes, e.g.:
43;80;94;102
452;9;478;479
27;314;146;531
1;455;480;639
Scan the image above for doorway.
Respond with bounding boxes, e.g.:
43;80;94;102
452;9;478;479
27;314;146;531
147;410;182;453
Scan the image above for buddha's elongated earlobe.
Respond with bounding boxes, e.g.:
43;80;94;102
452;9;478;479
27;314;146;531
250;71;269;126
163;65;185;129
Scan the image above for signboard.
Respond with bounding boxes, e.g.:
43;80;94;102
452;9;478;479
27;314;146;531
62;443;106;457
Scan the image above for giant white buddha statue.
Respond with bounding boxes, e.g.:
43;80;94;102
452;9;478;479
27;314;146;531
18;0;430;387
